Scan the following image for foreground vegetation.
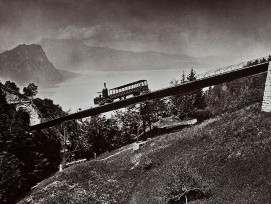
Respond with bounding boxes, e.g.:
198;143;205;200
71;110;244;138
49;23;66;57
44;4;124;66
0;83;61;204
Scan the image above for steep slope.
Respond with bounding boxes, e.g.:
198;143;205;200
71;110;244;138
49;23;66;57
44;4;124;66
0;44;65;86
19;103;271;204
39;38;204;71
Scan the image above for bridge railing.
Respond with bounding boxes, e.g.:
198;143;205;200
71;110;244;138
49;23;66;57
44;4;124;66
196;55;271;80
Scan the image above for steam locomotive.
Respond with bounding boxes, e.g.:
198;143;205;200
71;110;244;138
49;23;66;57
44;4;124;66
94;80;149;105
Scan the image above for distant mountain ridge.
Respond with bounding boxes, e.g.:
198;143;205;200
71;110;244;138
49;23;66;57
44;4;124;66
39;38;205;71
0;44;77;86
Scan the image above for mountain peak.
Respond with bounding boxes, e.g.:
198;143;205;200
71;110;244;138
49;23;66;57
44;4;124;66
4;44;48;61
13;44;43;51
0;44;64;86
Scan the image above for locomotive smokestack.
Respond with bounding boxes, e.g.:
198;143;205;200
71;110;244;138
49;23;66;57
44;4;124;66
104;83;106;88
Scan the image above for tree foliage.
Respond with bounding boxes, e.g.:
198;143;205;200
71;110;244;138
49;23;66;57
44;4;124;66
169;69;207;120
4;81;20;92
23;83;38;98
33;98;65;120
78;116;122;158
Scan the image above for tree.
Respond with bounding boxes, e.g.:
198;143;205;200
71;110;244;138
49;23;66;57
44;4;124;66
79;115;121;158
148;98;169;121
33;98;65;119
184;69;197;113
170;78;178;87
0;152;23;204
0;85;8;114
114;105;140;145
186;68;206;110
23;83;38;98
169;73;190;118
181;71;186;84
186;68;196;82
194;89;206;110
4;81;20;92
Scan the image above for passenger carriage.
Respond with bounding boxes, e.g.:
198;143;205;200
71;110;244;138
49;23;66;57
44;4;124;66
94;80;149;105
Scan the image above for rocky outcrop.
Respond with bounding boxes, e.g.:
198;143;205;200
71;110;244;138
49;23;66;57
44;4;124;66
0;83;41;126
16;102;41;126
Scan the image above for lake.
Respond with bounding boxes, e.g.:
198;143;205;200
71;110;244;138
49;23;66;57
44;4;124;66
38;68;209;112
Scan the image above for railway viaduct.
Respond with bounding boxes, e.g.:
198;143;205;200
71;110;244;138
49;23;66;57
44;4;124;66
30;56;271;131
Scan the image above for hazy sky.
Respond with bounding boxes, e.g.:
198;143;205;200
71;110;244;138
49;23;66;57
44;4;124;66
1;0;271;58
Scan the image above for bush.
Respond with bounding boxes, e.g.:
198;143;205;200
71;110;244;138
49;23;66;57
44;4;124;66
162;162;211;204
188;108;212;122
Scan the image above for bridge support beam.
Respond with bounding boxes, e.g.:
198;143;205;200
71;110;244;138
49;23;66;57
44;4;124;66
61;124;68;168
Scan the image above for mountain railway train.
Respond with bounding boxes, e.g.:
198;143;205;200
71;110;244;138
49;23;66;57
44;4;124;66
94;80;149;105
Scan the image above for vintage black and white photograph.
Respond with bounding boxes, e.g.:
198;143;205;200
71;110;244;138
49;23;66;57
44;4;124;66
1;0;271;203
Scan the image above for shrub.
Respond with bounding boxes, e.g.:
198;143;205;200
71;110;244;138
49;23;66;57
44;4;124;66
162;162;211;204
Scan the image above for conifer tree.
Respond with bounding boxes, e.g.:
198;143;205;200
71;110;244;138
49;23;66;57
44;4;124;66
181;71;186;84
186;68;196;82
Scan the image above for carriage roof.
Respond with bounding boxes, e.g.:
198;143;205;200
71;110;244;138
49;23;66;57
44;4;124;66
110;80;147;90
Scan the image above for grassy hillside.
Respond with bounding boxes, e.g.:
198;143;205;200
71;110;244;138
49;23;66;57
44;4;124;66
19;103;271;204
